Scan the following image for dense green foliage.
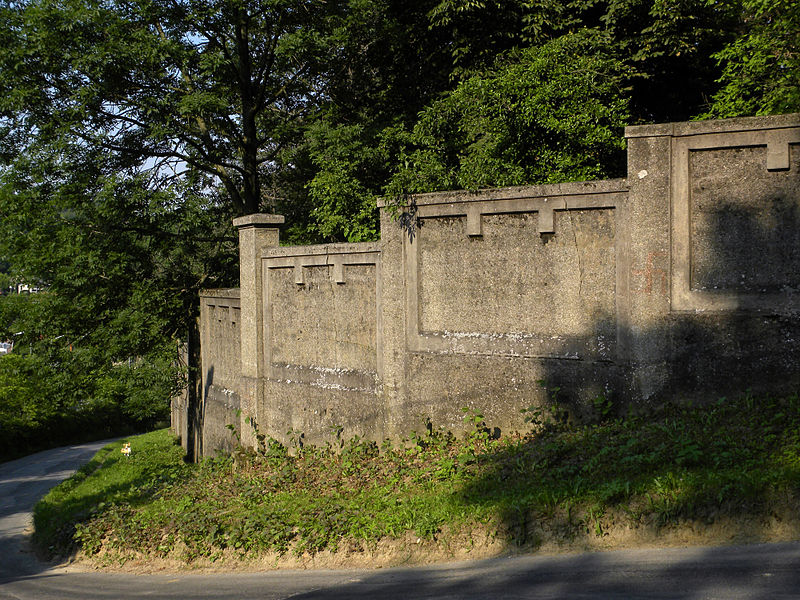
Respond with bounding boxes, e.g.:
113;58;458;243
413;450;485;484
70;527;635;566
0;0;343;215
0;342;169;462
701;0;800;118
385;32;631;195
0;143;236;459
1;0;797;459
304;0;799;233
35;394;800;562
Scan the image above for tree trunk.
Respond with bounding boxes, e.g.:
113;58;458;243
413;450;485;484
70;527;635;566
236;8;261;215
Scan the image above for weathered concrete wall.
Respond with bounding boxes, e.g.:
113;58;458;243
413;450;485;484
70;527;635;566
624;113;800;405
257;243;384;446
199;289;242;455
185;113;800;456
384;180;626;435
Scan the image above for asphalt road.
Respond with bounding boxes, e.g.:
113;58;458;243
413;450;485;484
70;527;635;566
1;441;800;599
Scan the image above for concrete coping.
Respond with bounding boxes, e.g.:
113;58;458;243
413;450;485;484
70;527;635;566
625;112;800;139
377;178;627;208
199;288;241;299
232;214;285;229
263;242;380;259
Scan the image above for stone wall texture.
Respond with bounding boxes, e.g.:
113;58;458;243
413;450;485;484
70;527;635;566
175;113;800;457
198;289;242;455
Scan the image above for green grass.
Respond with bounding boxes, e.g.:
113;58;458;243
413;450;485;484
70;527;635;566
34;393;800;563
32;429;190;556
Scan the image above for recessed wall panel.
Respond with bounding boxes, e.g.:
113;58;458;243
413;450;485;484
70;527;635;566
269;264;378;373
202;296;241;391
689;144;800;293
414;209;617;360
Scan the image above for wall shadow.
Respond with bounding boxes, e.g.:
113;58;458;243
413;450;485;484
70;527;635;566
285;542;800;599
444;189;800;560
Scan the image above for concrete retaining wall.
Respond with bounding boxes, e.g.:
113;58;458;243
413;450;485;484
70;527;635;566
182;113;800;457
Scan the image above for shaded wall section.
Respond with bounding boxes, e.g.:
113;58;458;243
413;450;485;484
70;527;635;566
199;289;242;455
385;180;626;433
182;113;800;457
169;342;189;452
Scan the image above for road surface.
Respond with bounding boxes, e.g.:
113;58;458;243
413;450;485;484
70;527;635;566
1;441;799;599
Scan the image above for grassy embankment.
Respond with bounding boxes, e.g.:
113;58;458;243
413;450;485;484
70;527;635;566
34;392;800;567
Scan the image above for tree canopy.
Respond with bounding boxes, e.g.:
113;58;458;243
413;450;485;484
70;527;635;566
0;0;797;454
702;0;800;118
0;0;344;215
385;31;632;196
0;0;344;449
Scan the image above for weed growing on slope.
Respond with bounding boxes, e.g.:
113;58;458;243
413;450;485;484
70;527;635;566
35;393;800;563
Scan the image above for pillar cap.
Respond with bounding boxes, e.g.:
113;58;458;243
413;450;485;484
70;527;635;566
233;213;285;229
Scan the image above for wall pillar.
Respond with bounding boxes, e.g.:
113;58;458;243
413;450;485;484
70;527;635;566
377;206;409;439
622;124;674;406
233;213;284;448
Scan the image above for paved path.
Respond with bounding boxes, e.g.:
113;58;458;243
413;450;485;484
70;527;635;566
0;439;121;583
2;442;800;599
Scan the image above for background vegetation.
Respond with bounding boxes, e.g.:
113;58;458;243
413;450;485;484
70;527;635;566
1;0;798;459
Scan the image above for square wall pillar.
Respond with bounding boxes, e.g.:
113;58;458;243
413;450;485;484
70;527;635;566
377;206;410;438
233;213;284;446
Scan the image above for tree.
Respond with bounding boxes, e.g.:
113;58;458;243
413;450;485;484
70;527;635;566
0;0;341;217
384;31;631;197
304;0;749;234
296;0;453;243
702;0;800;118
0;141;236;448
424;0;741;123
0;0;346;446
